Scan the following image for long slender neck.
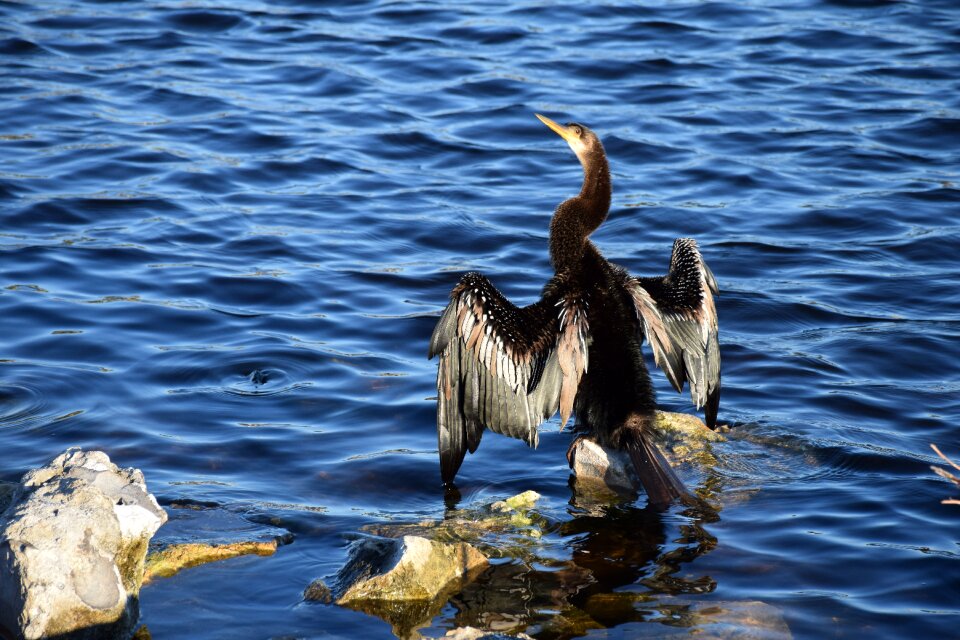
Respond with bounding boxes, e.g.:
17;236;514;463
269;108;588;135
578;147;611;215
549;147;611;274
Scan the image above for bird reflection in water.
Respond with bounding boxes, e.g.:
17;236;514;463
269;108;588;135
444;491;720;638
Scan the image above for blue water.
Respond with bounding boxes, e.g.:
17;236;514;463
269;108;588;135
2;1;959;638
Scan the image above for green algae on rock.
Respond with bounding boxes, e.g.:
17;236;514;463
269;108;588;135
652;410;725;467
362;490;550;559
306;534;489;638
143;540;281;583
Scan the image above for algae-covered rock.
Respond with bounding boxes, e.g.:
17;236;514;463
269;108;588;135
141;498;293;584
490;490;540;513
143;540;281;583
652;411;724;467
333;534;487;603
0;449;166;640
363;490;549;560
309;534;489;638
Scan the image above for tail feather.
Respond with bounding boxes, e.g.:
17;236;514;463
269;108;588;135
624;429;694;508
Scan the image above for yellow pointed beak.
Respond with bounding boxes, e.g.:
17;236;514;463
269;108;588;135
535;113;577;144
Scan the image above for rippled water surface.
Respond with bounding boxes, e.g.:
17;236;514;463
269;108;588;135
2;1;959;638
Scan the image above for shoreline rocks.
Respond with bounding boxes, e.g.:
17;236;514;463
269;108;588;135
0;449;167;640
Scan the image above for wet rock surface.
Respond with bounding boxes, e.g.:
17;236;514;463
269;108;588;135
331;534;488;603
306;534;488;638
362;490;548;560
143;540;282;584
571;437;640;492
0;449;166;640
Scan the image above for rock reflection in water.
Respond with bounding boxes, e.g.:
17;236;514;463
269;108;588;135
446;497;721;638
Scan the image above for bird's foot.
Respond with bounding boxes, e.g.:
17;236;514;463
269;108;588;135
566;434;587;468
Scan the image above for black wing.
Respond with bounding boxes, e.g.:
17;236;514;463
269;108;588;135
429;272;589;484
628;238;721;428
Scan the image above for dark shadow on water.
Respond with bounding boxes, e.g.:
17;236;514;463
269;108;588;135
443;492;721;638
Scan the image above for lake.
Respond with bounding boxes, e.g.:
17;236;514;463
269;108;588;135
1;0;958;638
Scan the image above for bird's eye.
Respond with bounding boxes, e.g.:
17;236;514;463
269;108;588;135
573;126;583;137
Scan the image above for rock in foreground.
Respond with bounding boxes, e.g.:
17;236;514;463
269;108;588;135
0;449;167;640
311;534;488;604
307;534;488;637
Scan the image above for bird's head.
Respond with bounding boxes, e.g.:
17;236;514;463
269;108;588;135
535;113;603;167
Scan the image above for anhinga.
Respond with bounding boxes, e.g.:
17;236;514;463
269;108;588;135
428;114;720;506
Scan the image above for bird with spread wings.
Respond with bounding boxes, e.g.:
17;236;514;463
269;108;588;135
429;115;720;506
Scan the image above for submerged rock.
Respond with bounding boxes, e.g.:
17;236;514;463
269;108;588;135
679;599;791;639
564;593;791;639
363;490;548;560
0;449;167;640
142;497;294;584
143;540;281;584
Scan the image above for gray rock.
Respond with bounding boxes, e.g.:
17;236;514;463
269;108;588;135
0;449;167;640
570;437;640;492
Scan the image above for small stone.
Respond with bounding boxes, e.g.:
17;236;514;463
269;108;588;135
571;438;640;492
321;534;489;638
489;490;540;513
334;534;488;603
0;448;167;640
303;579;333;604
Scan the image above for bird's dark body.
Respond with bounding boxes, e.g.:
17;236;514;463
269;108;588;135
566;246;658;449
430;115;720;507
